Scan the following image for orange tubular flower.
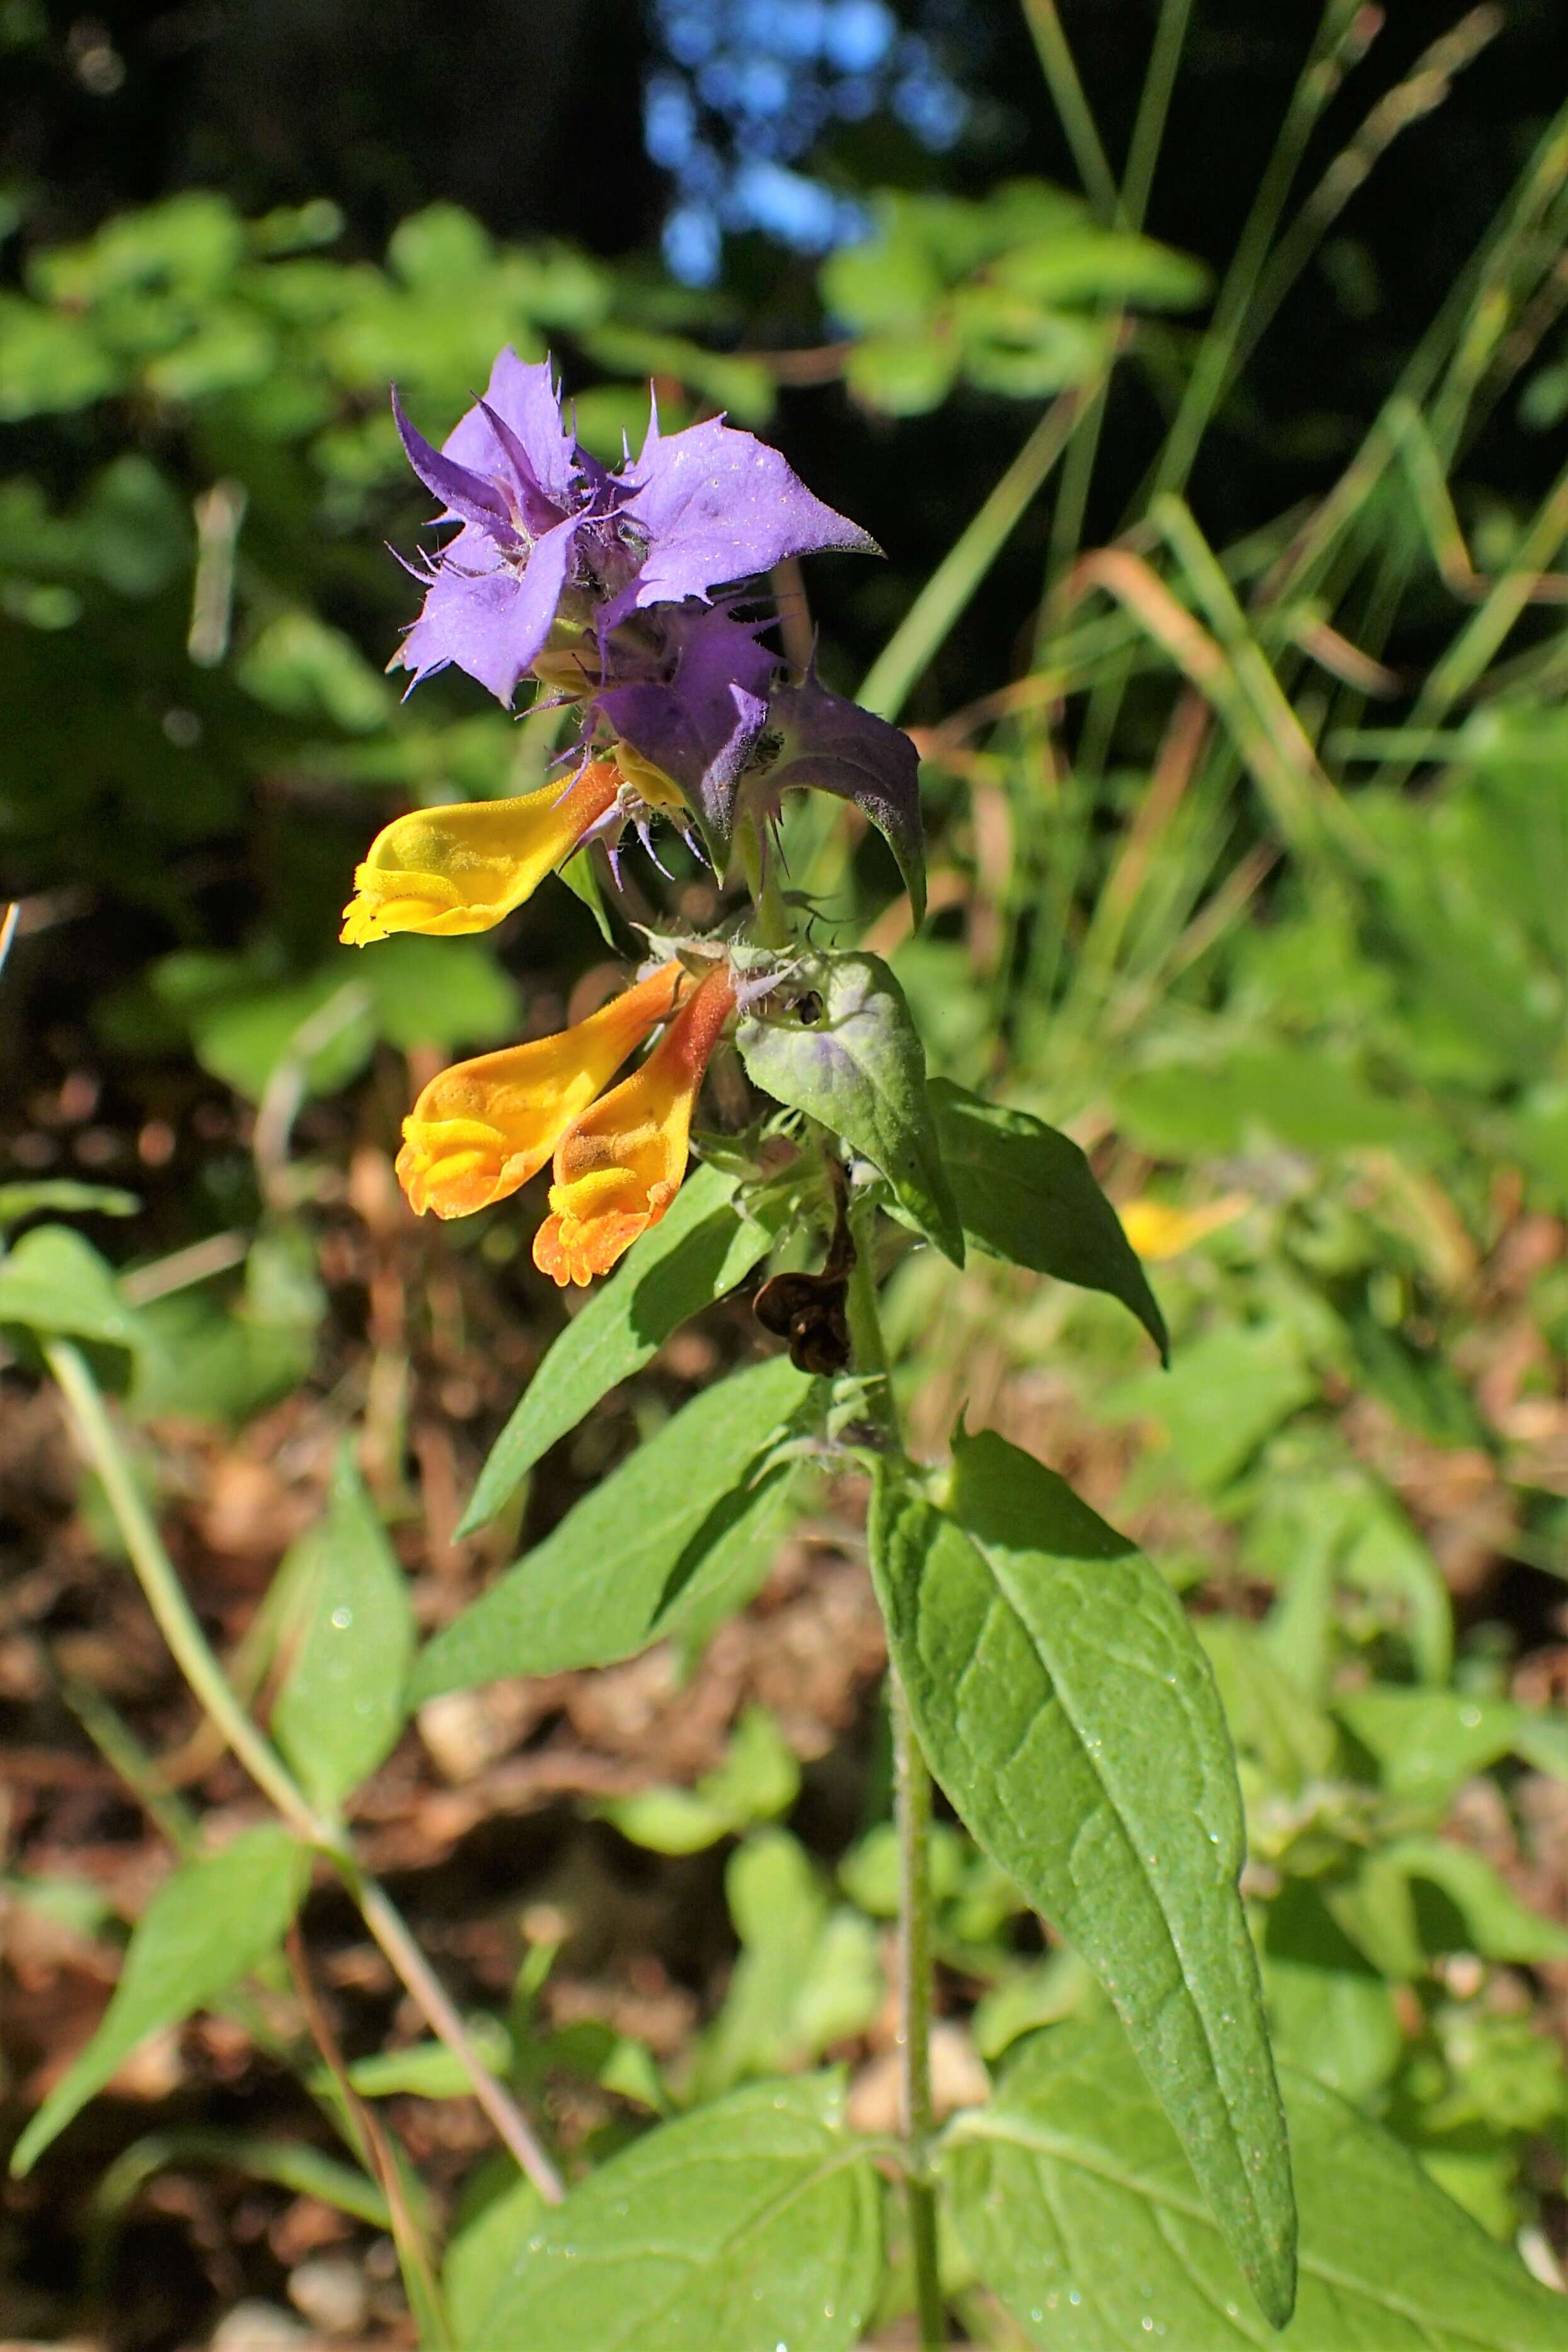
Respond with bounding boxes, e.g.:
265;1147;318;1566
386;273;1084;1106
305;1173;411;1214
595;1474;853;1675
395;963;688;1220
341;760;620;944
533;961;738;1287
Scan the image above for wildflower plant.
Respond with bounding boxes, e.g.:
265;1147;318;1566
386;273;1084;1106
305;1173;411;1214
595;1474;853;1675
331;352;1305;2341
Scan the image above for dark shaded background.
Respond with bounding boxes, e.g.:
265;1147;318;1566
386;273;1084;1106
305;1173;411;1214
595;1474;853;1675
6;0;1565;685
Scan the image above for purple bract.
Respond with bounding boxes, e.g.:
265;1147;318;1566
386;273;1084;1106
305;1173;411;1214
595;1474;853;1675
390;350;874;710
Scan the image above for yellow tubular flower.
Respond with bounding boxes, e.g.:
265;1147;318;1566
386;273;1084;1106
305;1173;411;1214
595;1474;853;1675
395;962;688;1220
341;759;621;944
534;961;738;1287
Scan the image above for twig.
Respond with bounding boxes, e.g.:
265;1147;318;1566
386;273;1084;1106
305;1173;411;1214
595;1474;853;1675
285;1922;453;2348
45;1339;567;2208
843;1224;945;2351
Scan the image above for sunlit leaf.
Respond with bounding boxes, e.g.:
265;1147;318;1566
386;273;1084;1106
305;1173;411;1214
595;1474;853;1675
272;1446;413;1811
945;2012;1566;2351
0;1225;139;1356
930;1079;1167;1359
737;951;962;1264
872;1435;1295;2326
11;1827;308;2175
458;1165;769;1534
415;1357;809;1697
477;2075;882;2352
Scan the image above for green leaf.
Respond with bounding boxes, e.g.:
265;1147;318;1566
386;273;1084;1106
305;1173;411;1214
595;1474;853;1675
991;227;1211;311
272;1448;413;1812
599;1705;800;1856
458;1165;769;1535
1335;1684;1568;1808
0;1225;140;1354
1357;1838;1568;1971
871;1434;1295;2327
96;2130;390;2232
698;1830;882;2096
820;221;945;332
444;2170;546;2348
236;608;393;733
735;951;964;1265
11;1826;308;2175
1107;1323;1315;1492
476;2075;882;2352
0;294;123;419
1198;1619;1336;1794
413;1356;809;1698
0;1181;139;1226
929;1079;1167;1360
557;843;618;946
183;939;519;1103
945;2012;1568;2351
1262;1882;1402;2105
3;1872;117;1941
326;2013;511;2100
1337;1496;1455;1686
845;331;962;415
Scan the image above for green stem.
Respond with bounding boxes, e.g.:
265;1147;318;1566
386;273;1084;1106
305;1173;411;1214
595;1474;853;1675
45;1339;567;2211
1044;0;1189;615
736;813;793;949
1017;0;1119;223
843;1223;945;2350
859;391;1085;724
891;1671;943;2349
1121;0;1195;232
1156;0;1368;497
47;1340;313;1829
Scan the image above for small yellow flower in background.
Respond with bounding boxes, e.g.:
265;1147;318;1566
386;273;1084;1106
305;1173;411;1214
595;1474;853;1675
534;961;738;1287
1120;1192;1250;1261
395;962;688;1220
340;760;621;944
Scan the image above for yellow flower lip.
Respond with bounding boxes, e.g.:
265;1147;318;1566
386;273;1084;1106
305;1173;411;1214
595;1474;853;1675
533;961;738;1288
393;962;689;1222
340;759;621;945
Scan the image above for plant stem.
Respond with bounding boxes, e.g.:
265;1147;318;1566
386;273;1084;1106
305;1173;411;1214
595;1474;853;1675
858;390;1085;725
842;1223;946;2349
735;809;793;949
45;1338;566;2209
46;1340;313;1829
286;1922;454;2351
891;1669;944;2349
350;1870;565;2204
1017;0;1118;223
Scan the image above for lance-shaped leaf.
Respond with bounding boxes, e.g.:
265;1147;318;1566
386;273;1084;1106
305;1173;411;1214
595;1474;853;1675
272;1445;414;1812
945;2012;1568;2351
413;1355;810;1698
0;1224;141;1357
476;2073;882;2352
11;1826;308;2175
870;1434;1295;2327
736;951;962;1264
930;1079;1168;1361
458;1164;771;1535
751;665;925;922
